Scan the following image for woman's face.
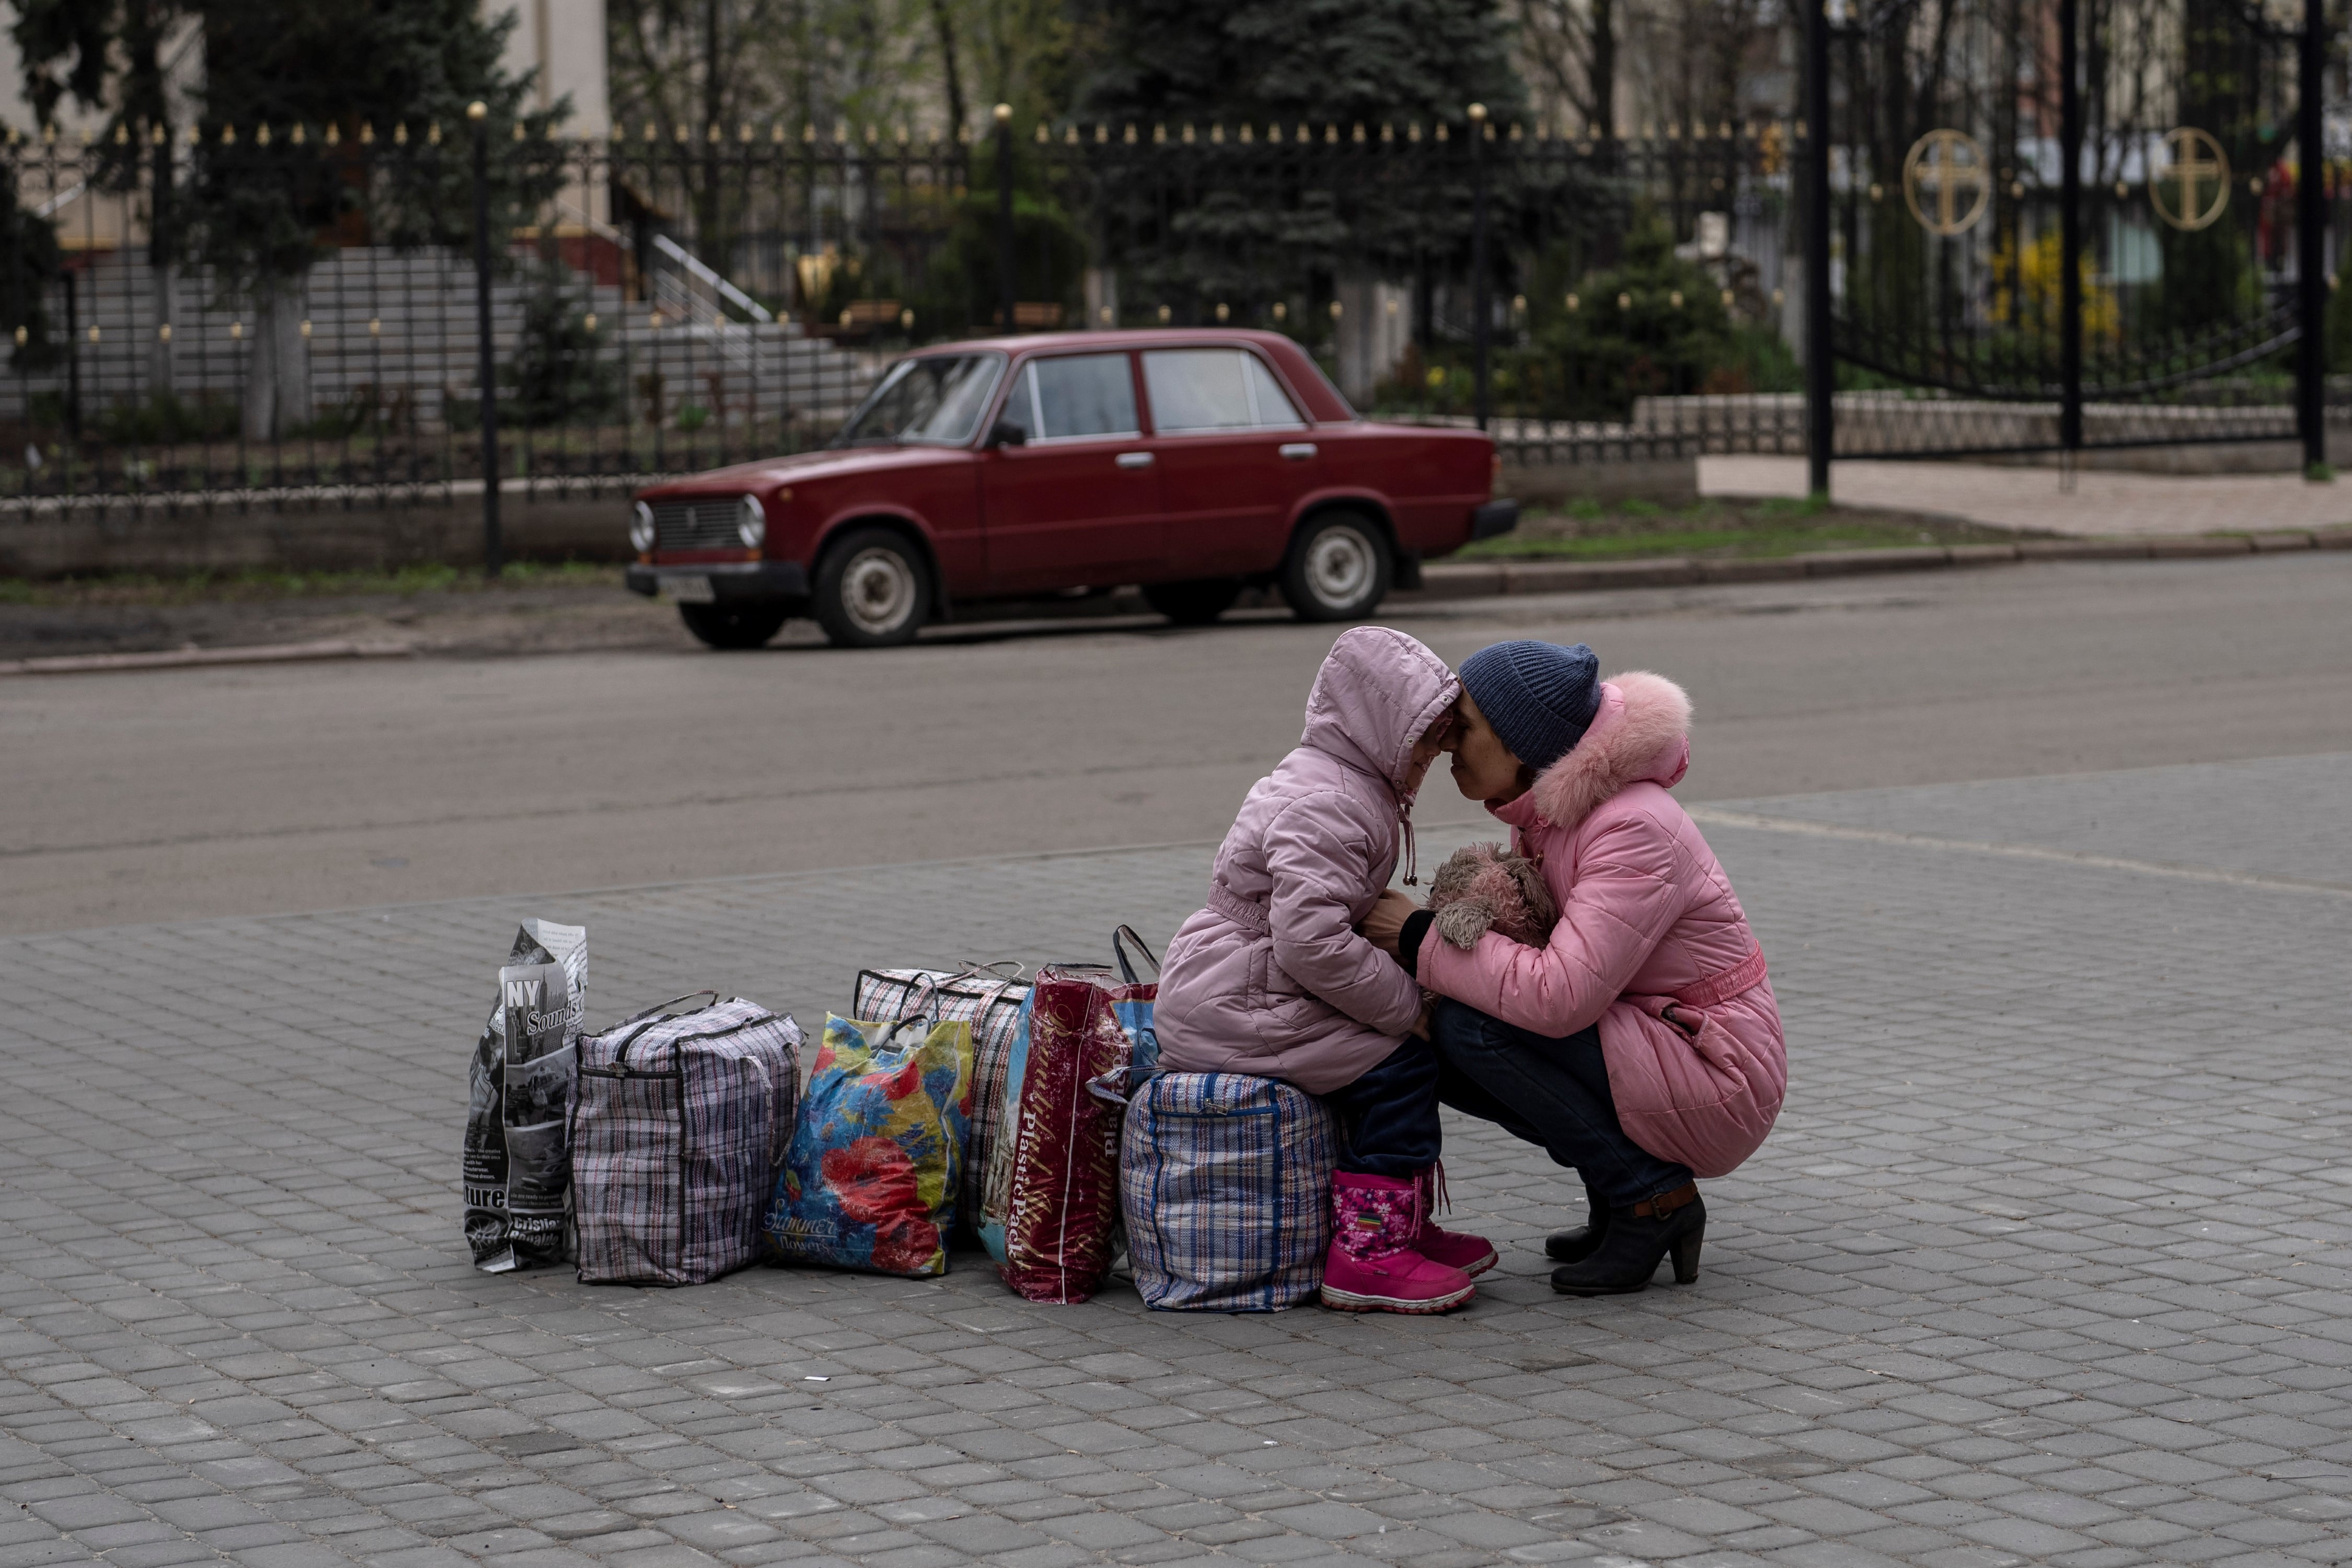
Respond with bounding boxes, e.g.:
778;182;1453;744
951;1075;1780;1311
1448;690;1529;804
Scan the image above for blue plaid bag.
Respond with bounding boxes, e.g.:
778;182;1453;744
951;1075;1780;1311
1120;1072;1339;1311
572;994;801;1286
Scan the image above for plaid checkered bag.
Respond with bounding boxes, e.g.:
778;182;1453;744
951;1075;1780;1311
1120;1072;1340;1312
853;964;1028;1229
572;994;802;1286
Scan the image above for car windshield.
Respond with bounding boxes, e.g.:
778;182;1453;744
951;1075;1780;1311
835;353;1005;447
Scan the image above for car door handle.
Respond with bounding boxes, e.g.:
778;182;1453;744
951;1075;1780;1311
1115;452;1154;469
1278;443;1318;460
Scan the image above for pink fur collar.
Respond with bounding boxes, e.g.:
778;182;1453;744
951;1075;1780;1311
1527;671;1693;829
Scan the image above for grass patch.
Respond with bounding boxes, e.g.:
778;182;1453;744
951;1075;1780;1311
1458;496;2034;561
0;560;623;607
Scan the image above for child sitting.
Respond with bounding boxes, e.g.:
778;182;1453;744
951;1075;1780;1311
1155;627;1494;1313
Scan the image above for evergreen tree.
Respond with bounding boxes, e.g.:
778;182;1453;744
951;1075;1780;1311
1073;0;1530;326
7;0;562;436
188;0;560;283
184;0;562;438
1077;0;1523;129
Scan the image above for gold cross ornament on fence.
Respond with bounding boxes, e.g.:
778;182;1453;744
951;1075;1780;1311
2150;128;2230;231
1903;129;1990;235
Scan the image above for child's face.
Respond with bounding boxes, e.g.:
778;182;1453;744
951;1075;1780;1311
1448;691;1529;804
1402;725;1449;795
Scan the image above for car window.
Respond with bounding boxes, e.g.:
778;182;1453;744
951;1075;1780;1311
1144;348;1307;433
836;353;1005;446
1242;353;1308;428
1019;353;1139;441
1144;350;1251;432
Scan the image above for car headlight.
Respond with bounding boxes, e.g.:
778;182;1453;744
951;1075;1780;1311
629;500;656;553
738;493;767;548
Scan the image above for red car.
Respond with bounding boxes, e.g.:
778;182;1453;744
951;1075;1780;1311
625;328;1518;648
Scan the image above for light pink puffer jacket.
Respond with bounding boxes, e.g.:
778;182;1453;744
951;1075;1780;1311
1416;672;1786;1178
1156;628;1460;1095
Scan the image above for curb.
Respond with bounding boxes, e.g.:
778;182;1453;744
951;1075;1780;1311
1409;525;2352;598
0;638;413;678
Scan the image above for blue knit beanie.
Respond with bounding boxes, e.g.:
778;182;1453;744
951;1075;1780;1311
1458;641;1601;771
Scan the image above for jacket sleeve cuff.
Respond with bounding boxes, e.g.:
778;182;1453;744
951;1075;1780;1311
1398;910;1437;980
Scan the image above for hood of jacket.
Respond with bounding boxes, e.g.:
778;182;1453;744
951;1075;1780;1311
1299;627;1461;799
1492;671;1692;833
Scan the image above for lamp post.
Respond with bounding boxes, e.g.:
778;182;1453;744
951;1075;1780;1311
994;103;1016;334
1469;103;1491;432
1802;0;1834;497
2297;0;2327;475
468;100;502;578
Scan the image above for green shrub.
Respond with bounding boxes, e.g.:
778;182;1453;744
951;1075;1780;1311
97;391;241;445
1518;213;1737;420
505;262;622;427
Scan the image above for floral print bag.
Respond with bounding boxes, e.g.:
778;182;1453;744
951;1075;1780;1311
763;999;974;1277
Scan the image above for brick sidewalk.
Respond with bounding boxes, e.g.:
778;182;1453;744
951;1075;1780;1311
1702;456;2352;538
3;757;2349;1568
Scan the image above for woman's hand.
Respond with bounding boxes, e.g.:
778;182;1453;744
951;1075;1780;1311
1359;887;1422;958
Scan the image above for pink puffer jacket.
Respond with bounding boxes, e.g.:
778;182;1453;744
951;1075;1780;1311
1156;627;1459;1094
1416;672;1786;1178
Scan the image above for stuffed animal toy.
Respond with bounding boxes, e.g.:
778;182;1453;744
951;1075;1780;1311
1424;842;1558;950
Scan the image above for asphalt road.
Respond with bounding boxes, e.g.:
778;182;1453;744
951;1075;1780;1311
6;551;2349;935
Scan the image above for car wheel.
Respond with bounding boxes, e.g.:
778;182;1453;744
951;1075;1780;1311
678;602;790;650
813;527;930;648
1142;578;1243;626
1279;511;1392;621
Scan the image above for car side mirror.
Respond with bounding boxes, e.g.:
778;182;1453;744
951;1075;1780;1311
987;418;1028;448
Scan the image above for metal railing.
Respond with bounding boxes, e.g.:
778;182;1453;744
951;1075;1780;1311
3;61;2343;547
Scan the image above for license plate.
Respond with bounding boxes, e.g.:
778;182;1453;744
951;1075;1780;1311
663;575;714;603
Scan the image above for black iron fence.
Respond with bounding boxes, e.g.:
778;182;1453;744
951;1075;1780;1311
4;10;2345;533
7;108;1807;519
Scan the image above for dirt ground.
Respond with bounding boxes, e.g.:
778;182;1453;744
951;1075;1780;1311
0;569;1237;662
0;575;695;663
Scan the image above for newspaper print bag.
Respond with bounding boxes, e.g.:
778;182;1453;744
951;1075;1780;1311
572;994;802;1286
464;919;587;1273
853;964;1028;1230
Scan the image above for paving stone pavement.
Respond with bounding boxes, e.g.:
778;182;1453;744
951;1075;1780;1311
4;754;2350;1568
1701;456;2352;538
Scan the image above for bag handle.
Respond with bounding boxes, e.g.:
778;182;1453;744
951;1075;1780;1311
952;959;1028;982
879;977;941;1041
1112;925;1161;985
607;991;720;1069
611;990;719;1030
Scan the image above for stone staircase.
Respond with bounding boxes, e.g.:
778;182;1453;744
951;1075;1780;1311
14;246;881;435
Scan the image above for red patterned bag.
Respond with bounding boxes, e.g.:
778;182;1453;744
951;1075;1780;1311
977;929;1158;1304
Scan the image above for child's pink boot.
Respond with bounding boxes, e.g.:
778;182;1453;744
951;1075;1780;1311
1407;1165;1497;1278
1320;1172;1477;1313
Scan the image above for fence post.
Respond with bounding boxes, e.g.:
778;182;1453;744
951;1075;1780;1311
994;103;1016;334
468;101;503;578
2057;0;2082;455
2298;0;2327;475
1802;0;1832;495
1470;103;1491;432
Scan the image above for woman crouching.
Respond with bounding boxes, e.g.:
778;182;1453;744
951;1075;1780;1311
1366;640;1788;1295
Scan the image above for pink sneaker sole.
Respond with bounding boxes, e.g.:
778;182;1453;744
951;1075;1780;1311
1455;1246;1498;1278
1413;1238;1498;1278
1320;1281;1477;1313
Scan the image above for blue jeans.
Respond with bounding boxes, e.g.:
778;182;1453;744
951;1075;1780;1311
1428;998;1693;1207
1323;1035;1443;1178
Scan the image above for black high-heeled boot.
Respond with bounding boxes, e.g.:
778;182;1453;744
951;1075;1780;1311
1543;1187;1609;1263
1549;1184;1704;1296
